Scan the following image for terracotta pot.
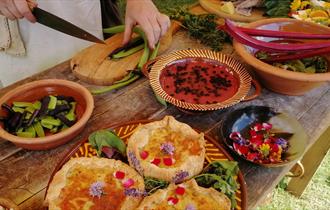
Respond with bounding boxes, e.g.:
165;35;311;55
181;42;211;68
0;79;94;150
233;18;330;95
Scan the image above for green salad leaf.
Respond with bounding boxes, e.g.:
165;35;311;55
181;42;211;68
194;160;240;210
144;177;170;195
88;130;126;156
263;0;292;17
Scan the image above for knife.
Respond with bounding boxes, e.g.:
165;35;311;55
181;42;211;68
32;7;105;44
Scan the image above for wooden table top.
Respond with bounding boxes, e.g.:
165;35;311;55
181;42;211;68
0;31;330;210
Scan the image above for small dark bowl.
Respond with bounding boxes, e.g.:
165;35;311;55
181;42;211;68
219;106;307;167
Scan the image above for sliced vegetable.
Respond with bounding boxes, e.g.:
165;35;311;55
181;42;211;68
41;116;61;126
48;95;57;110
12;102;33;108
33;121;45;137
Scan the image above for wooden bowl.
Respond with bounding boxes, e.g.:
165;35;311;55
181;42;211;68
0;79;94;150
234;18;330;95
219;106;307;167
149;49;260;111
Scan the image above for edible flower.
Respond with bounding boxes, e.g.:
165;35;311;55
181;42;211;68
140;150;149;159
175;186;185;195
229;122;290;164
168;197;179;205
172;170;189;183
185;204;196;210
124;188;146;197
89;181;105;198
151;158;161;166
123;178;135;188
160;142;175;155
114;171;125;179
163;157;175;166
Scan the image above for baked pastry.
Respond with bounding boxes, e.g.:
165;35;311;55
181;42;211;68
127;116;205;183
137;179;231;210
46;157;145;210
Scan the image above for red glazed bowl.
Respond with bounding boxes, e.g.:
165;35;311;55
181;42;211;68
234;18;330;95
0;79;94;150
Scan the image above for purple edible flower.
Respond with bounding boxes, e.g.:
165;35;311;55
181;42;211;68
124;188;147;197
160;142;175;155
89;181;105;198
275;138;288;149
172;170;189;183
185;204;196;210
128;151;143;174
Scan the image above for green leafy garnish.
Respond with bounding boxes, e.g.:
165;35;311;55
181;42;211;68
88;130;126;156
263;0;292;17
194;161;240;210
144;177;169;195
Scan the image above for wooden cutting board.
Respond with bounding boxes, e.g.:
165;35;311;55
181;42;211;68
199;0;266;22
71;21;181;86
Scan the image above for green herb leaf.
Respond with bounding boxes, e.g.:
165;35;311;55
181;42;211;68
144;177;169;195
88;130;126;156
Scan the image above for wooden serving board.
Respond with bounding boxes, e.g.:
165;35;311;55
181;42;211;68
199;0;266;22
71;21;181;86
47;120;247;210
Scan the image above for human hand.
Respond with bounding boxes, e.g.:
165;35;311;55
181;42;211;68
0;0;37;22
123;0;170;49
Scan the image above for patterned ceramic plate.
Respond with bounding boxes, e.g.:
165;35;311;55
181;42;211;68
47;120;247;210
149;49;254;111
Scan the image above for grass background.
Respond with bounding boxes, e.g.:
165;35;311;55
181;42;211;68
116;1;330;209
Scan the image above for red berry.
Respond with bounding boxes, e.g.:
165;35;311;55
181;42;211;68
167;197;179;205
140;150;149;159
114;171;125;179
163;157;173;166
151;158;161;166
175;186;185;195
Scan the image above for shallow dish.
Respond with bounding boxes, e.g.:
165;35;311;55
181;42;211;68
149;49;260;111
234;18;330;95
0;79;94;150
46;120;247;210
219;106;307;167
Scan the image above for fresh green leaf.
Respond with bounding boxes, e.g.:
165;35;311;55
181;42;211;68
144;177;169;195
88;130;126;156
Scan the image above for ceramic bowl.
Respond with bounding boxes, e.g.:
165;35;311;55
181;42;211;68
234;18;330;95
219;106;307;167
148;49;261;111
0;79;94;150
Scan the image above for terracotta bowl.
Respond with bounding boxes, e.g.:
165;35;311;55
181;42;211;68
219;106;307;167
234;18;330;95
0;79;94;150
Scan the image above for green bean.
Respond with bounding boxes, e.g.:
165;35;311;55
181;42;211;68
112;44;144;59
90;74;140;95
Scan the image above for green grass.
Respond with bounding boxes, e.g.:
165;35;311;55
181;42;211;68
117;0;198;19
257;150;330;210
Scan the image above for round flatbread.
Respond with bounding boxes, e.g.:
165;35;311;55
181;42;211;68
127;116;205;183
137;179;231;210
46;157;145;210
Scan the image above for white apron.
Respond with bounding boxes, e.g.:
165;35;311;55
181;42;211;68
0;0;103;87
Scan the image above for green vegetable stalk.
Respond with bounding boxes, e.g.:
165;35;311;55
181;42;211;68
90;25;151;95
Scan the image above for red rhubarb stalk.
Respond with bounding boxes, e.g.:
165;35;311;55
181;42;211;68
224;19;330;52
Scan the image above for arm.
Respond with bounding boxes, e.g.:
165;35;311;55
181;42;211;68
123;0;170;49
0;0;36;22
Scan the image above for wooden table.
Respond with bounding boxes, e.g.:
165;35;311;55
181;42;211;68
0;31;330;210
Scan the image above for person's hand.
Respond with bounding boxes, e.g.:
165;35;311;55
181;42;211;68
0;0;37;22
123;0;170;49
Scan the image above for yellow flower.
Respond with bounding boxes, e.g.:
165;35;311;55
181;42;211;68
291;0;302;11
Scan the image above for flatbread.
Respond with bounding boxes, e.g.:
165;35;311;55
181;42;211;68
127;116;205;183
137;179;231;210
46;157;145;210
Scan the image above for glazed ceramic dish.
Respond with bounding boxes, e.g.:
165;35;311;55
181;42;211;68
219;106;307;167
149;49;260;111
0;79;94;150
234;18;330;95
46;120;247;210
